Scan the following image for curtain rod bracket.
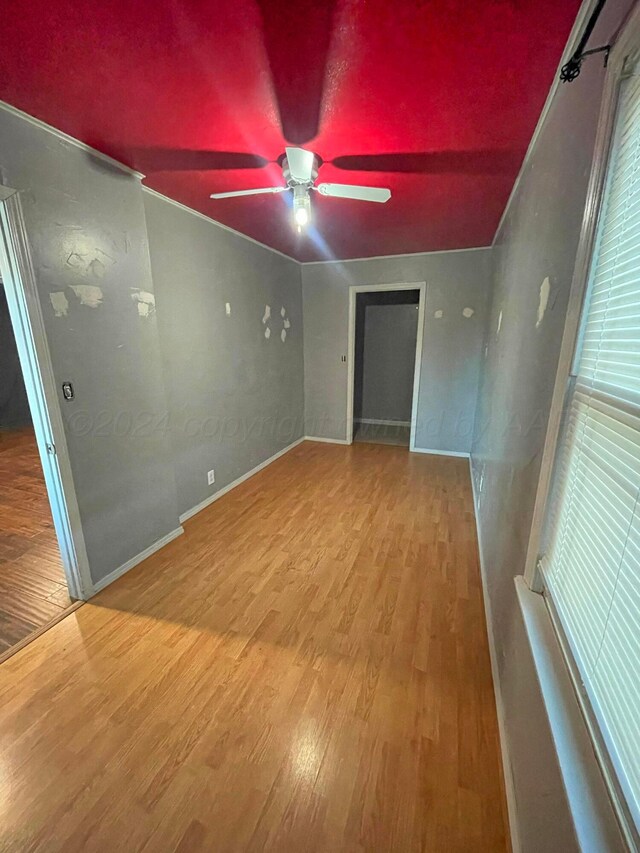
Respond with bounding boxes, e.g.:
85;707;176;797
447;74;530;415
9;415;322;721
560;45;611;83
560;0;610;83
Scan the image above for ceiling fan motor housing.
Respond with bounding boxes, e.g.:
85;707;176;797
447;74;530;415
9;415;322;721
282;154;319;187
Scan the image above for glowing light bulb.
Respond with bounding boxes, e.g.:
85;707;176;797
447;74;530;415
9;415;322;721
294;206;309;227
292;185;311;231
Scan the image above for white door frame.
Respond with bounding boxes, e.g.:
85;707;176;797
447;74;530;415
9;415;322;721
346;281;427;450
0;188;92;600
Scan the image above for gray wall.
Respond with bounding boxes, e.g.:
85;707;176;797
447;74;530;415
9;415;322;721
470;0;634;849
0;284;31;429
143;193;304;518
302;249;491;452
0;108;180;585
358;302;418;423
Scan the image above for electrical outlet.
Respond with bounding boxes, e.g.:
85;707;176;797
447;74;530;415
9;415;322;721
207;469;215;486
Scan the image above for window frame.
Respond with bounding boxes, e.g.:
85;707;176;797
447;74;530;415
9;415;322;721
524;8;640;849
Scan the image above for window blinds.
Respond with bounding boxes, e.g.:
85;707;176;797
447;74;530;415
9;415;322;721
540;71;640;835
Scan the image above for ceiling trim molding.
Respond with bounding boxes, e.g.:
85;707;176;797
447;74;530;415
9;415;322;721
0;99;492;266
0;100;146;181
141;186;300;263
301;245;492;266
491;0;603;246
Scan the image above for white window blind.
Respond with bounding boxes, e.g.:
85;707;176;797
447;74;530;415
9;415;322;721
540;70;640;837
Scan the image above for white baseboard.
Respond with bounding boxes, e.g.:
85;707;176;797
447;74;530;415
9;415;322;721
304;435;350;445
355;418;411;427
179;437;305;524
468;457;520;853
411;446;470;458
92;526;184;594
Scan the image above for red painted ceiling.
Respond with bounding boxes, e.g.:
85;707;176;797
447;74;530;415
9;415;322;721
0;0;580;261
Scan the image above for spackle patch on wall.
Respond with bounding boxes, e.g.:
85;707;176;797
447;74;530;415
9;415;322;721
69;284;103;308
88;258;106;279
281;329;287;342
225;302;231;316
284;318;291;330
130;288;156;318
462;307;475;318
537;277;550;328
262;305;271;324
434;309;443;319
264;327;271;339
497;310;503;336
49;291;69;317
281;306;286;317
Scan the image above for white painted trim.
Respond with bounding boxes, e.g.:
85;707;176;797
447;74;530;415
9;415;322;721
355;418;411;427
411;446;470;458
0;100;301;265
492;0;607;245
469;458;521;853
141;186;299;264
301;245;491;266
92;527;184;594
0;100;145;181
345;282;426;450
516;577;628;852
179;437;305;523
0;99;489;267
303;435;350;445
0;193;93;600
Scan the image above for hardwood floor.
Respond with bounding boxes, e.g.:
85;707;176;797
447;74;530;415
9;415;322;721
0;429;72;654
0;442;508;852
353;422;411;447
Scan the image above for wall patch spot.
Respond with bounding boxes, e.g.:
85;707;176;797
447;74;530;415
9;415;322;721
281;306;286;317
283;318;291;329
66;251;86;268
131;289;156;319
225;302;231;316
497;310;503;335
262;305;271;324
434;309;443;319
462;307;475;318
49;291;69;317
281;329;287;342
88;258;106;279
537;276;550;328
69;284;103;308
264;327;271;339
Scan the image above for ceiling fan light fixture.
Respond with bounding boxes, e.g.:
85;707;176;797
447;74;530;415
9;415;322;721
293;185;311;229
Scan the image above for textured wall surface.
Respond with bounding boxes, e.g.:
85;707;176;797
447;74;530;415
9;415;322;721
0;108;180;585
302;249;491;452
143;193;304;518
470;1;635;849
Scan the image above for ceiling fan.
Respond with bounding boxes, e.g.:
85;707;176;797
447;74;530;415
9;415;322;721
210;147;391;231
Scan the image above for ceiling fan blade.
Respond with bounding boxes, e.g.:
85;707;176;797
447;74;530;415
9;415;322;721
316;183;391;203
210;186;287;199
285;147;315;182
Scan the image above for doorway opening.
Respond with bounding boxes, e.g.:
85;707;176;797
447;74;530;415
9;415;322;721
0;190;89;660
0;279;74;655
347;283;426;449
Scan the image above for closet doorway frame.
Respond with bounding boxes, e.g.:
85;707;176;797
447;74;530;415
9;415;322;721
346;281;427;450
0;187;92;601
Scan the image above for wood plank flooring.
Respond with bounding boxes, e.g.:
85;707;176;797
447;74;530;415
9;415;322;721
0;429;72;654
353;422;411;447
0;441;508;852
